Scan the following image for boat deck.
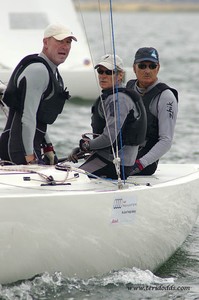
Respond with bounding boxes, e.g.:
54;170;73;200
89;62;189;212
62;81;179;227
128;163;199;187
0;163;198;196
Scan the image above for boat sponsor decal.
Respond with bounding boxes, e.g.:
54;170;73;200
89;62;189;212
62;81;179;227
111;195;137;224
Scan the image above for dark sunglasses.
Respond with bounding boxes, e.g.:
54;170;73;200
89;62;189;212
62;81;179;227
97;68;115;75
137;63;158;70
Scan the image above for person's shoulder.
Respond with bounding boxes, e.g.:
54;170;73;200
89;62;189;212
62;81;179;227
117;90;137;109
160;86;178;99
126;79;136;89
24;62;49;77
157;89;178;111
155;81;177;100
118;88;140;103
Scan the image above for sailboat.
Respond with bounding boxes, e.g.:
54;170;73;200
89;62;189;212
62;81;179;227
0;163;199;284
0;0;199;286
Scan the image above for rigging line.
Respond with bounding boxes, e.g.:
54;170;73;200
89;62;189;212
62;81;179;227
77;0;118;158
77;0;124;186
98;0;106;55
77;0;117;158
96;0;120;164
91;1;120;166
94;1;115;155
75;1;119;177
97;2;121;169
93;0;125;185
109;0;126;182
103;7;120;169
76;0;101;96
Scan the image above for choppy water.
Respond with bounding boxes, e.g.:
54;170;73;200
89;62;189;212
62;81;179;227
0;10;199;300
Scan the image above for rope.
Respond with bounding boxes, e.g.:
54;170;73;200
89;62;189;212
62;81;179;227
109;0;125;183
77;0;126;187
98;0;107;55
0;161;121;188
76;0;102;98
0;163;73;186
76;0;119;168
56;162;120;187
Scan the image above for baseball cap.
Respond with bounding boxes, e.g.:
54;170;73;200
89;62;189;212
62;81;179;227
134;47;159;63
44;23;77;41
94;54;124;71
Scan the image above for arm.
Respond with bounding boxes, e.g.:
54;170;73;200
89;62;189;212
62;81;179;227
18;63;49;162
140;89;178;167
43;132;52;145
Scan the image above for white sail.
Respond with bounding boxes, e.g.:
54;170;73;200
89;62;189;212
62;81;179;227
0;0;99;99
0;0;91;69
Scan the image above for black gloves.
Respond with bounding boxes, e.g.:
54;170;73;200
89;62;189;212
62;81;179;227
67;147;81;163
130;159;144;175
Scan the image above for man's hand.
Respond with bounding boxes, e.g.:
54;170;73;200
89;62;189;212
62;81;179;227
130;159;144;175
25;154;45;165
25;154;35;164
67;147;82;163
79;138;90;152
43;144;58;165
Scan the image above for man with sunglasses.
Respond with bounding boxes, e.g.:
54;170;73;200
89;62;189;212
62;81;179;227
68;54;147;179
126;47;178;175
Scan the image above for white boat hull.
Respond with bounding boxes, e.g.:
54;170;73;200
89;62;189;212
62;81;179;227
0;163;199;284
0;67;133;101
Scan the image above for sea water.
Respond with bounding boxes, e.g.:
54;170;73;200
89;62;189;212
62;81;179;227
0;10;199;300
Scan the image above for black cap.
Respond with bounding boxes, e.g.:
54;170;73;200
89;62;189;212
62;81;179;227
134;47;159;63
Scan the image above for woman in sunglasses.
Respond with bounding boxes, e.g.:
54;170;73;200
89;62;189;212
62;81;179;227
67;54;147;179
126;47;178;175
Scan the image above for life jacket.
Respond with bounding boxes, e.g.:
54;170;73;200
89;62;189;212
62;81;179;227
91;87;147;146
126;80;178;150
3;54;70;124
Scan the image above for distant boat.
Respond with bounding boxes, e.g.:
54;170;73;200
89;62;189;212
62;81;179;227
0;0;104;100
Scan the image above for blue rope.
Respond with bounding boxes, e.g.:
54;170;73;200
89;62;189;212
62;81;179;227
109;0;125;182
